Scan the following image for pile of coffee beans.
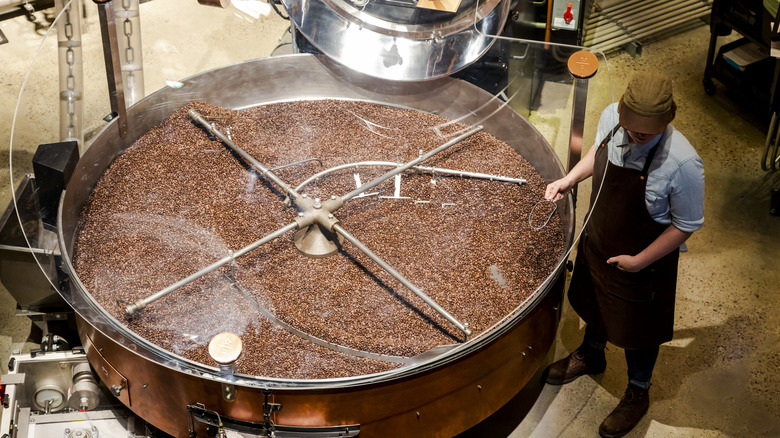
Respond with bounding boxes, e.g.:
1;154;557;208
73;100;564;379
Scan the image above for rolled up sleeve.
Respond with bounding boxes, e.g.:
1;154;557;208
669;156;705;233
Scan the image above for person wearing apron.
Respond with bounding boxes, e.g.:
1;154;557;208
544;71;705;438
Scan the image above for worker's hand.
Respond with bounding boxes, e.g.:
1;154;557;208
545;177;574;202
606;255;643;272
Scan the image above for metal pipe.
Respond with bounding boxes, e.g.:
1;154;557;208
585;0;708;36
0;244;54;255
294;161;525;193
594;8;711;49
762;112;778;171
585;1;703;45
590;8;710;53
188;109;301;201
569;79;588;174
269;158;323;172
341;126;483;202
595;0;669;20
611;2;702;33
588;0;682;25
124;221;298;315
333;224;472;339
764;112;780;172
619;1;702;27
583;0;646;26
586;0;646;22
772;118;780;172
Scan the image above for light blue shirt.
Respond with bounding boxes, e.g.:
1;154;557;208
594;103;705;233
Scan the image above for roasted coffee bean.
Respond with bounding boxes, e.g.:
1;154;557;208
73;101;564;379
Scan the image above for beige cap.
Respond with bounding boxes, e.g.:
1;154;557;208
618;71;676;135
208;332;243;365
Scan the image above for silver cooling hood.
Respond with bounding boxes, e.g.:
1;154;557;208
280;0;509;81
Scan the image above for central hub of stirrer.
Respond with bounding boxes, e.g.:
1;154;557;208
292;194;345;258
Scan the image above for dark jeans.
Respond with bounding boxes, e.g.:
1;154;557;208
581;325;659;389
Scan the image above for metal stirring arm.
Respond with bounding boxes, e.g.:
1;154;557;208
339;126;484;204
157;112;477;338
294;161;526;193
188;109;303;202
123;222;298;316
333;224;472;339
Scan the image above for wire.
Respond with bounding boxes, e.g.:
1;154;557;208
269;0;289;20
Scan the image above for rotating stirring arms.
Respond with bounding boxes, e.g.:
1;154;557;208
122;109;529;341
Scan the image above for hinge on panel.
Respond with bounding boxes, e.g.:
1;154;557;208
187;401;360;437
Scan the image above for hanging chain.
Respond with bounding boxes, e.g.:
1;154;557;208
122;0;135;91
63;4;77;140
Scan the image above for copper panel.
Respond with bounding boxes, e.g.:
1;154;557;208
76;276;562;437
82;331;131;407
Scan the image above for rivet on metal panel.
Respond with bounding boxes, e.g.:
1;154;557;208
222;383;236;402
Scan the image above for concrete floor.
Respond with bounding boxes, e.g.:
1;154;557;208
1;2;779;437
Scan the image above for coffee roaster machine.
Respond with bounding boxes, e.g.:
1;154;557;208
0;1;610;437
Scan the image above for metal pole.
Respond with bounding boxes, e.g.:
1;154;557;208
124;222;298;315
295;161;525;193
333;224;472;339
188;109;301;202
566;51;599;208
341;126;484;202
95;0;128;137
590;8;711;53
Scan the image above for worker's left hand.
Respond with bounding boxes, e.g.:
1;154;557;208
606;255;643;272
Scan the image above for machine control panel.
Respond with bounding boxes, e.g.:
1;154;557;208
552;0;582;31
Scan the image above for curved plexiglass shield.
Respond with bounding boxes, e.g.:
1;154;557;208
5;0;611;387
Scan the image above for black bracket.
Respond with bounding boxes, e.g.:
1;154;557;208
186;403;360;437
32;140;79;227
262;389;282;434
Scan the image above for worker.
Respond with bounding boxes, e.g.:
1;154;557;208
544;71;705;438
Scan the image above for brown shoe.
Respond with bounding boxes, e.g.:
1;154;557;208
544;348;606;385
598;384;650;438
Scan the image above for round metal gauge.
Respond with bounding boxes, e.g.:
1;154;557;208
33;385;65;412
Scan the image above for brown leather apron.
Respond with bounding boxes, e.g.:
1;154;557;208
568;124;679;350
